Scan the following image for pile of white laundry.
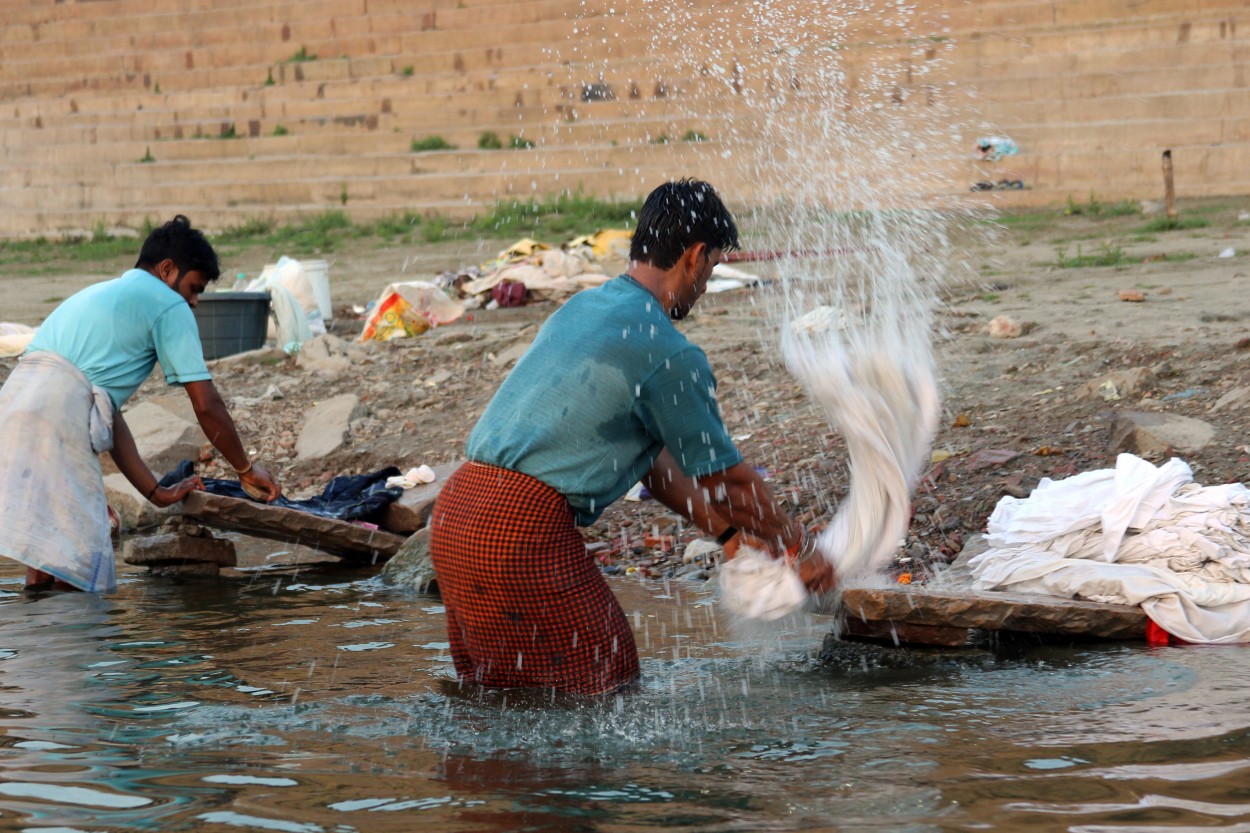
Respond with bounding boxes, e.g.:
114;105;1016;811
970;453;1250;643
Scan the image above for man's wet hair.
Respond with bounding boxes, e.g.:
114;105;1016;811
135;215;220;282
629;178;740;269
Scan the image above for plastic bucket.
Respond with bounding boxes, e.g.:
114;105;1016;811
301;259;333;321
194;291;271;360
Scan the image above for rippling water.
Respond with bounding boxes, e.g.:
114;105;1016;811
1;556;1248;833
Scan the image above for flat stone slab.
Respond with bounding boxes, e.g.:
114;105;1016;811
122;530;238;567
380;460;463;534
831;534;1148;645
839;584;1147;642
175;491;404;564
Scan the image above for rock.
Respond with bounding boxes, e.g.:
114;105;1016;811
1079;368;1154;402
490;338;534;367
682;539;721;564
107;401;204;475
988;316;1022;339
296;393;366;460
145;392;202;429
963;448;1020;471
175;491;404;563
380;460;463;534
1109;411;1216;456
122;529;237;568
378;528;436;592
206;346;289;370
104;473;175;531
1211;386;1250;413
296;334;352;377
1118;289;1146;302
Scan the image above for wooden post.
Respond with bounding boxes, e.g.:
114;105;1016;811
1162;149;1177;219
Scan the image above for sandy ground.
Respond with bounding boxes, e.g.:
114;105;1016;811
2;196;1250;582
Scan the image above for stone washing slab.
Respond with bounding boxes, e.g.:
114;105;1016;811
380;460;463;534
176;491;404;564
838;584;1148;642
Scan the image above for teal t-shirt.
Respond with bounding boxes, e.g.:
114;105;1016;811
467;274;742;525
27;269;212;409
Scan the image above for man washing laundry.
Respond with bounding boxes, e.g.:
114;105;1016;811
0;215;281;592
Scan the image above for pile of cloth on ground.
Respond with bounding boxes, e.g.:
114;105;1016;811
969;453;1250;643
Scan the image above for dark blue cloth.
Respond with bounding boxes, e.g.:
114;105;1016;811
161;461;404;524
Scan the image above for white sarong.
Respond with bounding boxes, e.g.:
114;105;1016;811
0;351;117;592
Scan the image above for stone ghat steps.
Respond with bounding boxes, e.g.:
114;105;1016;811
6;23;1244;136
1;0;1242;103
2;140;1244;231
0;141;722;190
5;80;1245;166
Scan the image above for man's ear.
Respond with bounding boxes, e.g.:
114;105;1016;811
678;242;707;274
154;258;179;282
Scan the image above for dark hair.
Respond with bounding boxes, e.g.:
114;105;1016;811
135;215;220;282
629;178;740;269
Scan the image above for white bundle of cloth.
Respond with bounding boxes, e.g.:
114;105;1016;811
969;453;1250;643
720;320;940;620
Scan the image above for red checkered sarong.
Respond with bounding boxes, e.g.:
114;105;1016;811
429;462;640;695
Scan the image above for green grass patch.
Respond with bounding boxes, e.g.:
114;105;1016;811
1055;242;1127;268
411;135;454;152
649;133;670;144
272;125;289;137
401;65;414;77
984;211;1054;231
509;135;535;150
477;131;503;150
42;296;64;304
137;147;155;163
681;130;708;143
1064;193;1140;218
286;46;316;63
0;196;643;271
1136;216;1210;233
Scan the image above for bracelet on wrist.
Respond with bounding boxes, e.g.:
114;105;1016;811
145;482;159;501
234;460;253;476
715;526;739;546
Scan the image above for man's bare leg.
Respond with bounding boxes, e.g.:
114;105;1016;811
25;568;80;592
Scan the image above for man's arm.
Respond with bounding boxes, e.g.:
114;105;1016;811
184;380;281;501
109;410;204;508
643;451;835;593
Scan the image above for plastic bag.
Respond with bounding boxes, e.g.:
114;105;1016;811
358;282;465;342
248;256;326;336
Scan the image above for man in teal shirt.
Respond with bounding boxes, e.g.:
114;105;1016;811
430;179;833;696
0;216;281;592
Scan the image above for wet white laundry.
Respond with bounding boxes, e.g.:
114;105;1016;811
720;320;940;620
969;453;1250;643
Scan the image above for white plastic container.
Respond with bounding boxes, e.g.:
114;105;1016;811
301;259;334;321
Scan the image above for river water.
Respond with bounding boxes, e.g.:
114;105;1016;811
1;555;1248;833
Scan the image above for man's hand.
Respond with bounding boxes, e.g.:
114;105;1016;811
149;475;205;508
794;553;838;595
240;464;282;502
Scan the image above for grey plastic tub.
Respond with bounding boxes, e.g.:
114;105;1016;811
194;291;270;360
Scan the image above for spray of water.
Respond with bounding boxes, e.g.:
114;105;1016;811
574;0;980;612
